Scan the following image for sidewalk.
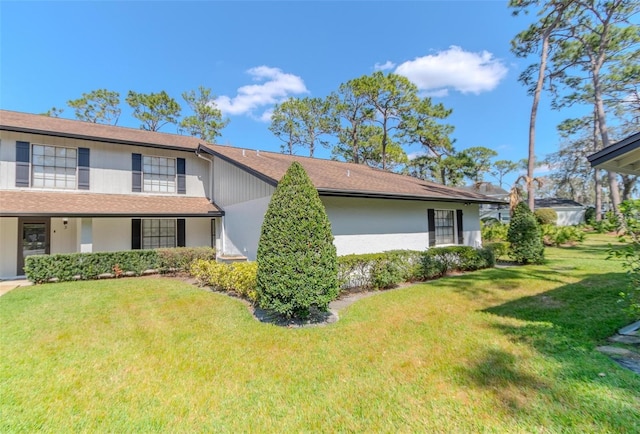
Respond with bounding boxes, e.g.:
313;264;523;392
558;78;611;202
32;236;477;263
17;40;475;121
0;279;31;297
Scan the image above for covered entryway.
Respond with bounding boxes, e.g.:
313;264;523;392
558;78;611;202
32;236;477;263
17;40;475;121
17;217;50;275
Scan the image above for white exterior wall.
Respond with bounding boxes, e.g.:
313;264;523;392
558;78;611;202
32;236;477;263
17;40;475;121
222;196;271;259
0;132;209;197
322;196;481;256
556;208;585;226
219;192;482;260
185;217;215;248
212;156;274;258
0;218;18;278
50;217;78;254
92;218;132;252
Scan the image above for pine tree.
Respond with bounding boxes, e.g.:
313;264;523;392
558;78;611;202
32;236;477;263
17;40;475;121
256;162;339;319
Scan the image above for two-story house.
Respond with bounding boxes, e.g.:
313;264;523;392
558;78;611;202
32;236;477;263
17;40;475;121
0;110;500;279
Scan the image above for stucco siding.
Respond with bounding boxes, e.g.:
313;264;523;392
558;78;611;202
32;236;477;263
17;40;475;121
0;217;18;278
0;132;209;197
221;196;271;259
185;217;214;248
213;156;274;207
556;209;585;226
50;217;78;254
322;196;482;255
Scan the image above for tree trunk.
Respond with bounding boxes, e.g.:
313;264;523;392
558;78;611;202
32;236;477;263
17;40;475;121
594;171;602;222
593;62;621;214
527;26;552;212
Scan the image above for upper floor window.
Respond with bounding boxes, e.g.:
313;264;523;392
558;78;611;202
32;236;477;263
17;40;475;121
143;156;176;193
31;144;77;189
132;153;185;194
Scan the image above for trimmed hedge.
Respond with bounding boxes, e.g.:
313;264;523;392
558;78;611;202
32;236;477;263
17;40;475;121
24;247;215;284
338;247;495;290
190;260;258;301
338;250;422;290
418;246;495;279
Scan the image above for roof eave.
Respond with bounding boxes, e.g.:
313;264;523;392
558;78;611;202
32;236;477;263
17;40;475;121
0;125;198;153
0;211;224;218
318;188;506;204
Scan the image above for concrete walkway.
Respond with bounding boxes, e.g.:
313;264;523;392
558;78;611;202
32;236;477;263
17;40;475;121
0;279;31;297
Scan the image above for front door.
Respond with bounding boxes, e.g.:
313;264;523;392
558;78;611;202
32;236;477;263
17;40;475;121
17;217;50;275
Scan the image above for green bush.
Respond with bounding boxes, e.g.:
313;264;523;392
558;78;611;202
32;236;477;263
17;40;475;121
418;246;495;279
484;242;509;259
481;221;509;242
507;202;544;264
24;250;159;283
534;208;558;225
256;162;339;319
156;247;216;274
584;206;596;225
190;260;258;301
337;250;422;290
541;225;586;246
607;199;640;315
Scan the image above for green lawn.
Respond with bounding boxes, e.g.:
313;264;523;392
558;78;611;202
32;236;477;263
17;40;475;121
2;233;639;432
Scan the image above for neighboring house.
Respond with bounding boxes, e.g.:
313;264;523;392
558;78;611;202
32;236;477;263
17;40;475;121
534;198;585;226
0;110;500;279
460;183;510;223
587;132;640;176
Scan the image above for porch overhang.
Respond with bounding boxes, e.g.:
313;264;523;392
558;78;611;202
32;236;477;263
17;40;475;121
0;190;224;217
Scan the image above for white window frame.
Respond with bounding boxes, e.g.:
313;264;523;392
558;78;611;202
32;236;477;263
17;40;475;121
142;219;177;249
434;209;456;245
31;144;77;189
142;155;176;193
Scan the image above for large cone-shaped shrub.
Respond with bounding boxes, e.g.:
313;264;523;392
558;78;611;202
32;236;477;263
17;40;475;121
256;162;339;319
507;202;544;264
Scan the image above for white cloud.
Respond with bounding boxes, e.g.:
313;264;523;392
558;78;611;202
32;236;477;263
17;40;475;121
395;46;508;95
374;61;396;71
215;66;308;117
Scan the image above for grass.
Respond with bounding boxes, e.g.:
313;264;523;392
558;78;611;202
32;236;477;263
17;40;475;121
1;233;639;432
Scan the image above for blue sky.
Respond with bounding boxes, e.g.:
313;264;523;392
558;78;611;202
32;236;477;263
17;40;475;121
1;1;586;187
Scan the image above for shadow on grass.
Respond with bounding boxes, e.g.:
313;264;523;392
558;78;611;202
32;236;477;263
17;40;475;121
454;272;640;427
456;347;550;413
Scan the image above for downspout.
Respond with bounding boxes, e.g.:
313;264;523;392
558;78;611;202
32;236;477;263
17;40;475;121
196;149;223;253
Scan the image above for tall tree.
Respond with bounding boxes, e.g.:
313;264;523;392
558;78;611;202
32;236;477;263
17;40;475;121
399;96;455;160
349;72;418;170
406;151;475;186
510;0;574;211
125;90;181;132
329;84;375;164
67;89;121;125
551;0;639;214
269;97;336;157
461;146;498;183
491;160;519;188
179;86;228;142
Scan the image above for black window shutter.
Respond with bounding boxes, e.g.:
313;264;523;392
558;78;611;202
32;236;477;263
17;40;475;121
15;141;30;187
78;148;90;190
177;219;186;247
132;219;141;249
132;153;142;192
456;209;464;245
427;209;436;247
177;158;186;194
